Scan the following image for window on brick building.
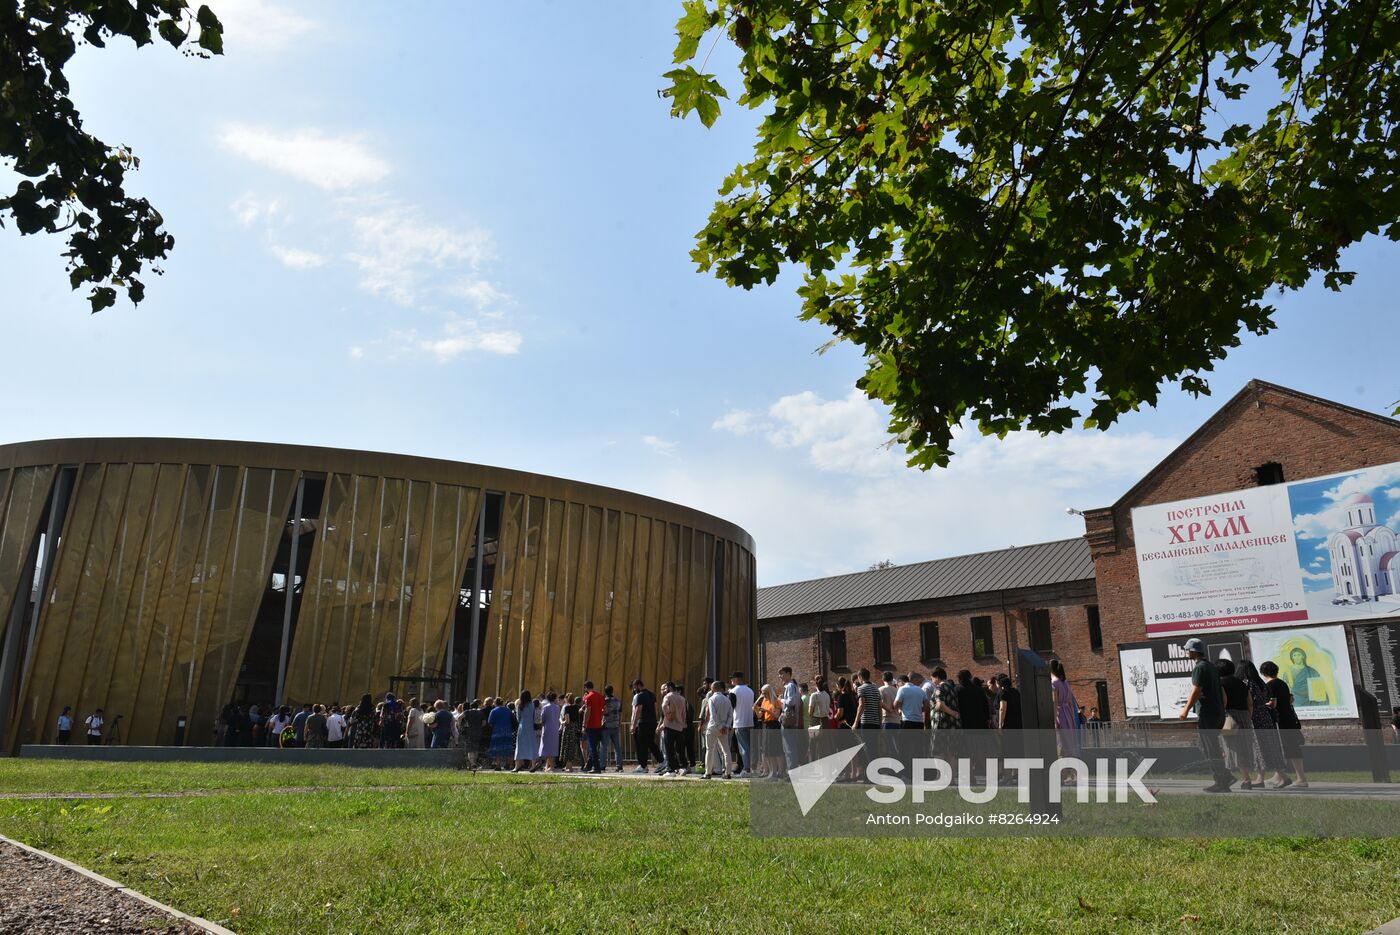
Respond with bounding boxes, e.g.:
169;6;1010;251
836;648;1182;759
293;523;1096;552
1027;609;1053;653
872;626;892;666
1086;605;1103;652
1254;462;1285;486
825;629;848;670
970;615;995;657
920;621;941;663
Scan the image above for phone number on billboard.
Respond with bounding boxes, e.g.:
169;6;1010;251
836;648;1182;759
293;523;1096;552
1148;601;1300;623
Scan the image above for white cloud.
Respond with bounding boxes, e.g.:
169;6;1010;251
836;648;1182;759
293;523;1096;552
1388;487;1400;500
269;244;326;270
687;388;1180;583
1301;568;1333;582
219;124;391;190
230;193;278;227
713;409;760;435
445;278;509;310
348;346;364;360
411;315;522;362
347;203;493;306
212;0;317;53
642;435;678;457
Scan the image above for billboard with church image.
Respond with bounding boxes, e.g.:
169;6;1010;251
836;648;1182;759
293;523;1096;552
1132;459;1400;637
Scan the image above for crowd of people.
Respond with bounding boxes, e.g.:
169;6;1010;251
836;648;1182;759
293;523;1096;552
50;650;1329;792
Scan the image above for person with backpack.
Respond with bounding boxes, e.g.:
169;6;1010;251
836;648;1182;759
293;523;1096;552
84;708;105;745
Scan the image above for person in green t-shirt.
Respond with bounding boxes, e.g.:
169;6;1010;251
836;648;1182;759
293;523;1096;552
1178;638;1234;792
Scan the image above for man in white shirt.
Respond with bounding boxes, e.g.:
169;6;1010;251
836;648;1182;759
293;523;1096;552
326;707;348;748
84;709;104;745
880;671;900;730
703;685;734;779
56;707;74;744
729;671;755;778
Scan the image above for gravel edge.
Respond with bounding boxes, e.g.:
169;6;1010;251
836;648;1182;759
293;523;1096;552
0;833;237;935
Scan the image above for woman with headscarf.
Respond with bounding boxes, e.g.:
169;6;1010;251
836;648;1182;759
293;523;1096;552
486;698;515;769
513;690;540;772
1050;659;1081;758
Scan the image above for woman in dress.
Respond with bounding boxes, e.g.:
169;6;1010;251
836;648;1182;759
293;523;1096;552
485;698;515;769
755;683;785;779
1216;659;1262;788
1050;659;1081;758
537;692;562;771
513;691;540;772
1260;660;1309;788
345;697;375;750
403;696;426;750
380;693;404;749
559;693;583;771
1238;659;1287;787
837;677;858;730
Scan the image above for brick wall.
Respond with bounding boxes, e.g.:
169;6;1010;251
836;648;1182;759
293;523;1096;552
759;580;1110;718
1086;381;1400;720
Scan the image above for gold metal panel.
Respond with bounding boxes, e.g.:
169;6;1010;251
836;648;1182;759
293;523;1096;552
106;463;186;743
684;530;713;698
283;473;349;702
128;464;210;744
607;512;636;692
641;518;666;689
521;497;556;693
655;522;679;689
550;501;584;693
192;467;296;725
480;491;523;698
412;484;481;696
588;509;619;690
18;463;108;744
0;465;54;644
618;512;649;694
79;463;158;724
567;505;600;693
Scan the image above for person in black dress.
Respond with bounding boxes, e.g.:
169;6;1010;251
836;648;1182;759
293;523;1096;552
1260;660;1309;788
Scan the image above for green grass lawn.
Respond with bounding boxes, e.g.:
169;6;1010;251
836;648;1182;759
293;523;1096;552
0;761;1396;934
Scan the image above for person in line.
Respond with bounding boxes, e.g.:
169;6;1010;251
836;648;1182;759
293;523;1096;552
1392;706;1400;745
928;668;960;751
778;666;804;769
1237;659;1288;786
1177;637;1235;793
304;704;329;748
403;697;426;750
955;669;992;780
630;680;663;773
83;708;104;745
512;691;540;773
460;701;486;768
1217;659;1262;788
729;672;755;779
56;706;73;744
602;685;624;772
995;673;1022;780
660;681;689;777
691;681;709;773
559;693;584;771
854;669;883;735
582;681;606;774
485;698;514;769
537;692;561;771
896;673;930;729
326;705;348;748
1260;660;1309;788
348;695;377;749
754;683;783;778
702;681;734;779
429;700;454;749
1049;660;1081;759
879;672;900;731
291;702;312;749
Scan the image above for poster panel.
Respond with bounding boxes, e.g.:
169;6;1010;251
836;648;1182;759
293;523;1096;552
1133;459;1400;636
1354;622;1400;716
1120;636;1256;720
1247;625;1358;720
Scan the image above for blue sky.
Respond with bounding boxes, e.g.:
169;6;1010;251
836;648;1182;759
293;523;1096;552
2;1;1398;586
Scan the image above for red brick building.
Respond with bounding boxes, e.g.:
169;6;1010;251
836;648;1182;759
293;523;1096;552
758;380;1400;724
1085;380;1400;721
758;539;1112;717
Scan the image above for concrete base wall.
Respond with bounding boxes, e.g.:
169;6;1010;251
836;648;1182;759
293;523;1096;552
19;745;463;768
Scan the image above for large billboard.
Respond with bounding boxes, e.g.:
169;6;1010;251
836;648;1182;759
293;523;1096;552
1118;634;1249;720
1132;460;1400;637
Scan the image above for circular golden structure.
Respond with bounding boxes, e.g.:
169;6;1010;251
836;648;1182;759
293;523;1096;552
0;438;755;748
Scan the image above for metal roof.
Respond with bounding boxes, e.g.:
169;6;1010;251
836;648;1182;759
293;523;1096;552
758;538;1094;620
